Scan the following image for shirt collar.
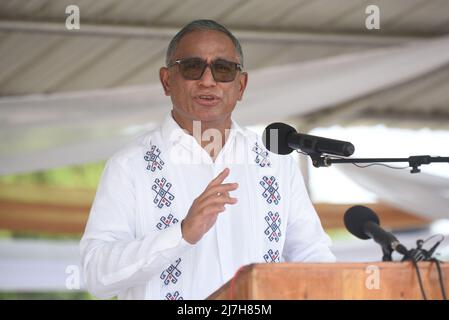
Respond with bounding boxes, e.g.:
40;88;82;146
161;111;246;147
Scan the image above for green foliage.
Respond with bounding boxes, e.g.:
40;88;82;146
0;161;106;189
0;230;13;239
0;291;116;300
0;162;104;239
0;229;81;240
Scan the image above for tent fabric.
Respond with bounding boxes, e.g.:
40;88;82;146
337;165;449;220
2;36;449;174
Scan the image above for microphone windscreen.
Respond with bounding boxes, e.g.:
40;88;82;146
262;122;296;155
344;205;380;240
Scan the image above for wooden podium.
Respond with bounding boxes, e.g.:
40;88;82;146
208;262;448;300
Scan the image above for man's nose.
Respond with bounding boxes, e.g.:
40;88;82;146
198;65;216;87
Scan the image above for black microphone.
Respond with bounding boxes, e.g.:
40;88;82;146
262;122;355;156
344;205;409;259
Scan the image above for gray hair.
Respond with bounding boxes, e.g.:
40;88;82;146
165;19;244;67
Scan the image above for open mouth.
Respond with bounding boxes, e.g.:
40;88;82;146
194;94;221;106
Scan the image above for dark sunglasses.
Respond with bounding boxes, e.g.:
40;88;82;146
167;57;243;82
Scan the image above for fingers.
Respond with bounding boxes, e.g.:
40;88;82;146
204;204;226;215
199;193;237;209
193;167;239;214
207;168;230;188
198;192;237;212
202;183;238;199
182;169;237;245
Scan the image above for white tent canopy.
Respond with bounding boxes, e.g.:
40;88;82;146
338;165;449;220
2;35;449;175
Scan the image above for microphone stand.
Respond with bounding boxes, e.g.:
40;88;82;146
382;247;393;262
308;154;449;173
304;151;448;299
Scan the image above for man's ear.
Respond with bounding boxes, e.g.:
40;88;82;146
159;67;170;96
237;72;248;101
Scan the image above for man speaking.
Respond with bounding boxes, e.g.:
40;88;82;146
80;19;335;300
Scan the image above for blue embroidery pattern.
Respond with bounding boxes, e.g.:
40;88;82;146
152;178;175;208
165;291;183;300
264;211;281;242
252;142;271;167
259;176;281;205
263;249;280;263
156;213;179;230
144;144;164;172
160;258;182;285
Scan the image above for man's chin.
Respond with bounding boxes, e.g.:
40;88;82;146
174;104;234;123
195;108;235;123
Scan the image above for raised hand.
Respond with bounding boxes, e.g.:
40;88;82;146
181;168;238;244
